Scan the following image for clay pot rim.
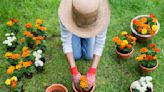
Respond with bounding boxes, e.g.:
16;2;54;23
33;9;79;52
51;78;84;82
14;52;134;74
45;84;68;92
130;81;153;92
116;47;134;56
72;82;95;92
139;60;158;70
130;15;160;37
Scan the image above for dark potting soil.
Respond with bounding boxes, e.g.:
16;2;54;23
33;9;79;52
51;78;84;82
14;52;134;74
118;49;132;54
24;73;33;79
52;90;62;92
41;57;46;63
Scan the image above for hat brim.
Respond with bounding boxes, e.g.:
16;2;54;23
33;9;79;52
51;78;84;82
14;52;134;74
58;0;110;38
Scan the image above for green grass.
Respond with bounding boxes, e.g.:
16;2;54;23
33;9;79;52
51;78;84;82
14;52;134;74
0;0;164;92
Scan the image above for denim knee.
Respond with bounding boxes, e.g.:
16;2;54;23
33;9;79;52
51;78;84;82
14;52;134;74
84;54;93;60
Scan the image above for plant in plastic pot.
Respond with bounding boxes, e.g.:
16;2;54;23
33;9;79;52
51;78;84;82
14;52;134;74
112;31;137;59
3;33;18;51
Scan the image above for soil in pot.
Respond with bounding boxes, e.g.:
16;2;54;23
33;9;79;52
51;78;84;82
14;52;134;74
52;90;62;92
116;48;134;59
27;42;35;49
24;72;33;79
36;66;44;72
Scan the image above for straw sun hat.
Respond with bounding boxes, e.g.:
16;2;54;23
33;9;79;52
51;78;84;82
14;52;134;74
58;0;110;38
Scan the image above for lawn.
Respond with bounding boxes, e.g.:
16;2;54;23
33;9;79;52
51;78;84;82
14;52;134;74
0;0;164;92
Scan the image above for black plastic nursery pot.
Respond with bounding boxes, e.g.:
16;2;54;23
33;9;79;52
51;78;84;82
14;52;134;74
24;72;33;79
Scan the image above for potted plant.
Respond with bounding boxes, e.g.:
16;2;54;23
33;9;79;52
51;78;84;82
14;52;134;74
5;76;24;92
3;33;18;51
112;31;137;59
23;30;35;49
131;13;160;41
72;76;95;92
5;52;20;66
136;43;160;73
35;19;47;38
130;76;153;92
6;18;20;35
21;60;34;79
33;49;44;72
46;84;68;92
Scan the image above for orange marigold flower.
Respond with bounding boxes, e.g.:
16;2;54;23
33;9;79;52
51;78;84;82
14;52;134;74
36;40;41;45
23;61;33;68
22;46;29;52
150;13;155;18
23;31;33;37
149;43;156;48
11;18;19;23
80;76;88;89
16;64;22;70
143;24;151;31
150;30;156;35
12;54;20;60
5;52;13;59
20;38;25;43
7;66;15;74
38;26;47;31
126;44;132;49
11;80;17;88
154;48;160;53
141;17;147;23
140;47;148;53
152;18;157;23
146;55;153;61
137;27;142;32
22;50;30;58
26;22;32;28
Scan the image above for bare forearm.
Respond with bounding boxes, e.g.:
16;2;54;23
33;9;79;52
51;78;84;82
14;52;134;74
65;52;76;68
91;55;101;68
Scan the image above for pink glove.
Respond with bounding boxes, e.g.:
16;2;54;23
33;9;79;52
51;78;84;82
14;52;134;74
70;67;81;89
86;68;96;91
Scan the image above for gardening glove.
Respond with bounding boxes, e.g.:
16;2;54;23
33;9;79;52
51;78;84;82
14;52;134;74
70;66;81;89
86;67;96;91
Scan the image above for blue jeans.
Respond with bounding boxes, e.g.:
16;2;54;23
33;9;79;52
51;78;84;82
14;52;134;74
72;34;95;60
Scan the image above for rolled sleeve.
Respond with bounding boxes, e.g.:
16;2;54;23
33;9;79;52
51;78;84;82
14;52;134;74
59;20;73;54
93;28;107;56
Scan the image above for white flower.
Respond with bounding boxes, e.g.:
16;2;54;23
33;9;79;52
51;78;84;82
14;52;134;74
35;60;44;67
139;77;146;83
139;86;147;92
33;51;37;56
145;76;152;82
8;43;12;46
147;82;153;89
131;81;140;89
37;49;42;54
5;33;10;36
11;33;15;36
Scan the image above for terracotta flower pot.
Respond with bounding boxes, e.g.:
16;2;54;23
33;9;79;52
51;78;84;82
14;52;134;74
45;84;68;92
130;15;160;42
139;61;158;74
72;82;95;92
130;83;153;92
116;48;134;59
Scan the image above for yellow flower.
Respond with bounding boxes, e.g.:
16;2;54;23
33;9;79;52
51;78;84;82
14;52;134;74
135;56;144;61
7;21;13;26
10;76;18;81
121;31;128;35
123;40;128;45
5;79;11;85
35;24;40;28
16;64;22;70
141;28;147;35
152;25;158;31
36;19;43;24
153;55;157;60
